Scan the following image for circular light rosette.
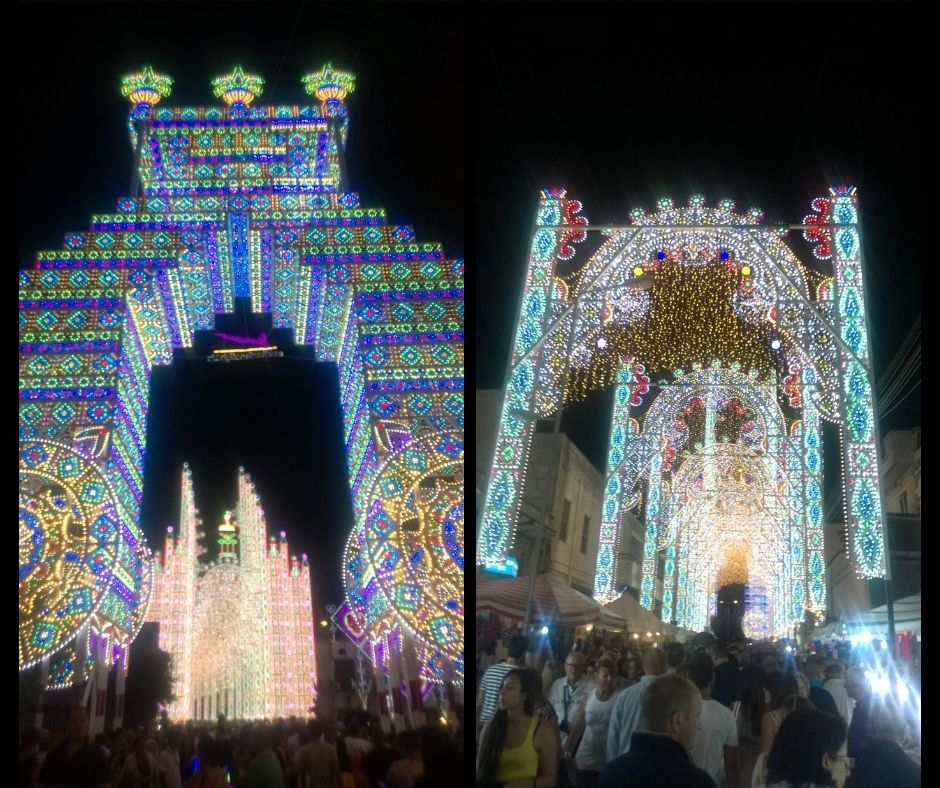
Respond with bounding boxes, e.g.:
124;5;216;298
19;439;122;669
345;431;464;671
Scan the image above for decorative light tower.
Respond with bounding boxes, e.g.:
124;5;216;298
211;65;264;118
120;65;172;197
302;64;356;190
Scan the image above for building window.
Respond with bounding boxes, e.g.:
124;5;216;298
559;499;571;542
580;515;590;554
899;492;908;513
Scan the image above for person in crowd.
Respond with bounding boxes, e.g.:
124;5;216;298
20;725;42;788
297;720;342;788
754;672;814;787
687;652;742;788
335;731;358;788
415;725;458;788
803;658;841;719
764;707;850;788
712;645;741;708
735;665;767;786
541;660;564;699
761;673;806;753
606;647;666;761
478;634;529;740
846;697;920;788
120;734;159;788
617;655;643;691
480;640;499;675
39;705;111;788
244;725;286;788
476;668;558;788
184;734;225;788
563;657;621;788
666;643;686;675
342;721;373;779
599;673;715;788
584;660;597;683
155;731;181;788
547;650;593;757
271;720;293;786
845;668;873;758
762;655;781;675
386;729;423;788
362;727;398;788
823;663;855;727
94;734;112;762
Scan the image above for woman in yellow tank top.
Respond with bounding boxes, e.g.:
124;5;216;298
476;668;558;788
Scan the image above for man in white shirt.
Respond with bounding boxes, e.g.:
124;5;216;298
688;651;741;788
606;647;667;761
548;650;594;751
823;662;855;727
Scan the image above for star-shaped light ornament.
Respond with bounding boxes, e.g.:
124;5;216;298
120;65;173;116
211;66;265;108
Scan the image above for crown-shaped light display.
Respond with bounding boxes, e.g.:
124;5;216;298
211;65;264;107
302;63;356;103
120;65;173;108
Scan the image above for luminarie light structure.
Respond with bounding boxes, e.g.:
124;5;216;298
149;466;316;720
479;189;884;638
19;65;464;696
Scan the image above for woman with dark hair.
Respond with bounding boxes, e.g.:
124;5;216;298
764;707;850;788
761;672;808;753
477;668;558;788
753;670;813;787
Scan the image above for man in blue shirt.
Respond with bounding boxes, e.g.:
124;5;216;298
606;646;667;761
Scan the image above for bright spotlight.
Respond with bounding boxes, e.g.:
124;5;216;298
540;626;549;635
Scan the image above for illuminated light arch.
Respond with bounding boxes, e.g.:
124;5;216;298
19;65;464;690
479;190;883;639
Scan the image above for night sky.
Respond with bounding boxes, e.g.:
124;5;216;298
477;6;921;479
18;3;463;610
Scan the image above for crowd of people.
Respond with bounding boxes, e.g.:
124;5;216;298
20;705;461;788
476;632;921;788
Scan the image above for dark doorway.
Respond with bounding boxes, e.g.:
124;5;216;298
140;299;356;607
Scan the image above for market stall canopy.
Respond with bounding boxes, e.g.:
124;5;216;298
476;573;628;630
602;591;692;641
842;593;921;637
811;593;921;639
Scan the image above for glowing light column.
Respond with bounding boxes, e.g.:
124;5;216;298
801;369;826;616
594;356;639;602
820;187;886;578
478;189;584;566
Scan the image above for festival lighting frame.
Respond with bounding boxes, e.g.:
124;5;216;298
19;66;464;693
478;189;883;637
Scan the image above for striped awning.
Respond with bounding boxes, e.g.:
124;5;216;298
477;573;628;630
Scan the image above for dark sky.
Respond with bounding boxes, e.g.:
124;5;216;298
477;5;921;475
18;3;463;610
